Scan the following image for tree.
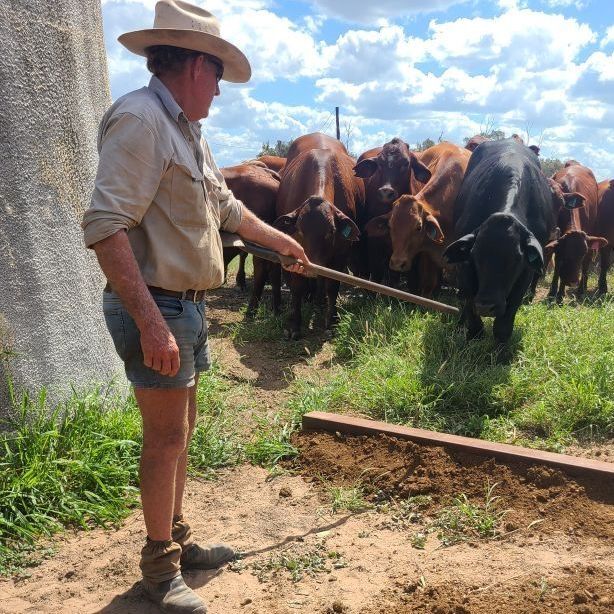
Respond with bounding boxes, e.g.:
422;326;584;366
415;137;436;152
258;139;294;157
540;157;564;177
462;129;506;145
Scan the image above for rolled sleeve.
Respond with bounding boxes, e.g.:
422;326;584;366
83;112;166;248
217;184;244;233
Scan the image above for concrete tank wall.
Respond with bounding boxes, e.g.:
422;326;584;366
0;0;125;412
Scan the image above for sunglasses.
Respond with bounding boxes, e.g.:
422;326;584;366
206;57;224;84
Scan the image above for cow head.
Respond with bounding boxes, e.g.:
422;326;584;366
353;138;431;205
273;196;360;266
376;195;446;272
545;232;608;286
444;213;544;317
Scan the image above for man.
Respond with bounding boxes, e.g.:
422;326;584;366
82;2;308;612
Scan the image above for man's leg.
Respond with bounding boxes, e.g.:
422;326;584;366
135;387;190;541
173;377;198;519
170;375;235;570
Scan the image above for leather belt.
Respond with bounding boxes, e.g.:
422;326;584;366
104;283;205;303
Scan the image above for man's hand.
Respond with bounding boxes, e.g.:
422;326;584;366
140;321;181;377
275;234;310;275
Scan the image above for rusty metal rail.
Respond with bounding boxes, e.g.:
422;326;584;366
302;412;614;480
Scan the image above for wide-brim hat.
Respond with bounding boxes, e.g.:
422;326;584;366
118;0;251;83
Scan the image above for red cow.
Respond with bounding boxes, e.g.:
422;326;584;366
222;163;282;314
274;133;364;339
465;135;489;152
547;162;606;301
363;143;471;296
353;138;431;283
596;179;614;294
257;155;286;174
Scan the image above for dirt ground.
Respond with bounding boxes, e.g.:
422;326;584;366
1;279;612;613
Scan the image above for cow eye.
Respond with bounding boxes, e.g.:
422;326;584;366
416;222;423;231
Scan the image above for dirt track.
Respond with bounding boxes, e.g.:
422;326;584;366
1;282;612;613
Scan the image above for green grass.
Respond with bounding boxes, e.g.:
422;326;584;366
327;485;372;514
0;367;240;575
287;290;614;449
434;481;509;546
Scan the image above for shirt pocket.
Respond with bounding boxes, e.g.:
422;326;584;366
170;162;208;227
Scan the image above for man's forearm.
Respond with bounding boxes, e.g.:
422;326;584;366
93;230;165;331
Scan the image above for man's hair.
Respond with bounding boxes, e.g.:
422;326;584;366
146;45;210;77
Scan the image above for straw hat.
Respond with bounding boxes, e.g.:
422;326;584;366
118;0;251;83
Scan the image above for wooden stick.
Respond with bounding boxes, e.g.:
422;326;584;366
220;233;459;316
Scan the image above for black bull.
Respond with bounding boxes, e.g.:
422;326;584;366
444;140;556;343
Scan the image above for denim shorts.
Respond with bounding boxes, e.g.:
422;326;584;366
103;290;211;389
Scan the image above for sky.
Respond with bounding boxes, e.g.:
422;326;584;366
101;0;614;180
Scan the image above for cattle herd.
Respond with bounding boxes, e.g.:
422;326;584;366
221;133;614;342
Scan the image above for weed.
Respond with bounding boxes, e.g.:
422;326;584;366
254;542;341;582
434;481;510;546
328;486;372;514
243;414;298;467
411;532;427;549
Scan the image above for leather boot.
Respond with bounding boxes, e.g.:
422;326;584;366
173;514;235;571
140;538;207;613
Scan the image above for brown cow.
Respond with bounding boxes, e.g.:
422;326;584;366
363;142;471;296
257;155;286;173
222;163;282;314
353;138;432;283
274;133;364;339
465;135;489;152
547;162;606;301
596;179;614;294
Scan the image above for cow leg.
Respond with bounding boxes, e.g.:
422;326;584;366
285;274;305;340
578;252;591;299
547;258;560;301
246;256;267;317
223;247;240;286
236;252;247;290
419;256;440;298
462;300;484;340
598;245;611;295
270;263;282;314
526;271;540;303
324;278;341;331
493;270;532;343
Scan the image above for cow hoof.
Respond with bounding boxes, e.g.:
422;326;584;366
323;329;334;340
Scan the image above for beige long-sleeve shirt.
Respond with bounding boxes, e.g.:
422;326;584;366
82;76;242;291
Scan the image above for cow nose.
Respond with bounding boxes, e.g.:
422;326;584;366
390;257;409;272
378;186;397;203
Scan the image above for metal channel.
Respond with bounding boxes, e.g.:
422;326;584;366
302;412;614;480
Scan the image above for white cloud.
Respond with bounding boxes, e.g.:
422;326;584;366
310;0;470;23
601;25;614;48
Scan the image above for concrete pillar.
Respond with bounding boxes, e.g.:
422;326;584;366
0;0;125;412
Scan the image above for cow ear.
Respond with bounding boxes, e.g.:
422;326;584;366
587;236;608;250
443;233;475;263
563;192;585;210
525;235;544;271
424;214;445;244
334;209;360;241
364;214;390;238
410;155;432;184
353;158;378;179
273;209;300;235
